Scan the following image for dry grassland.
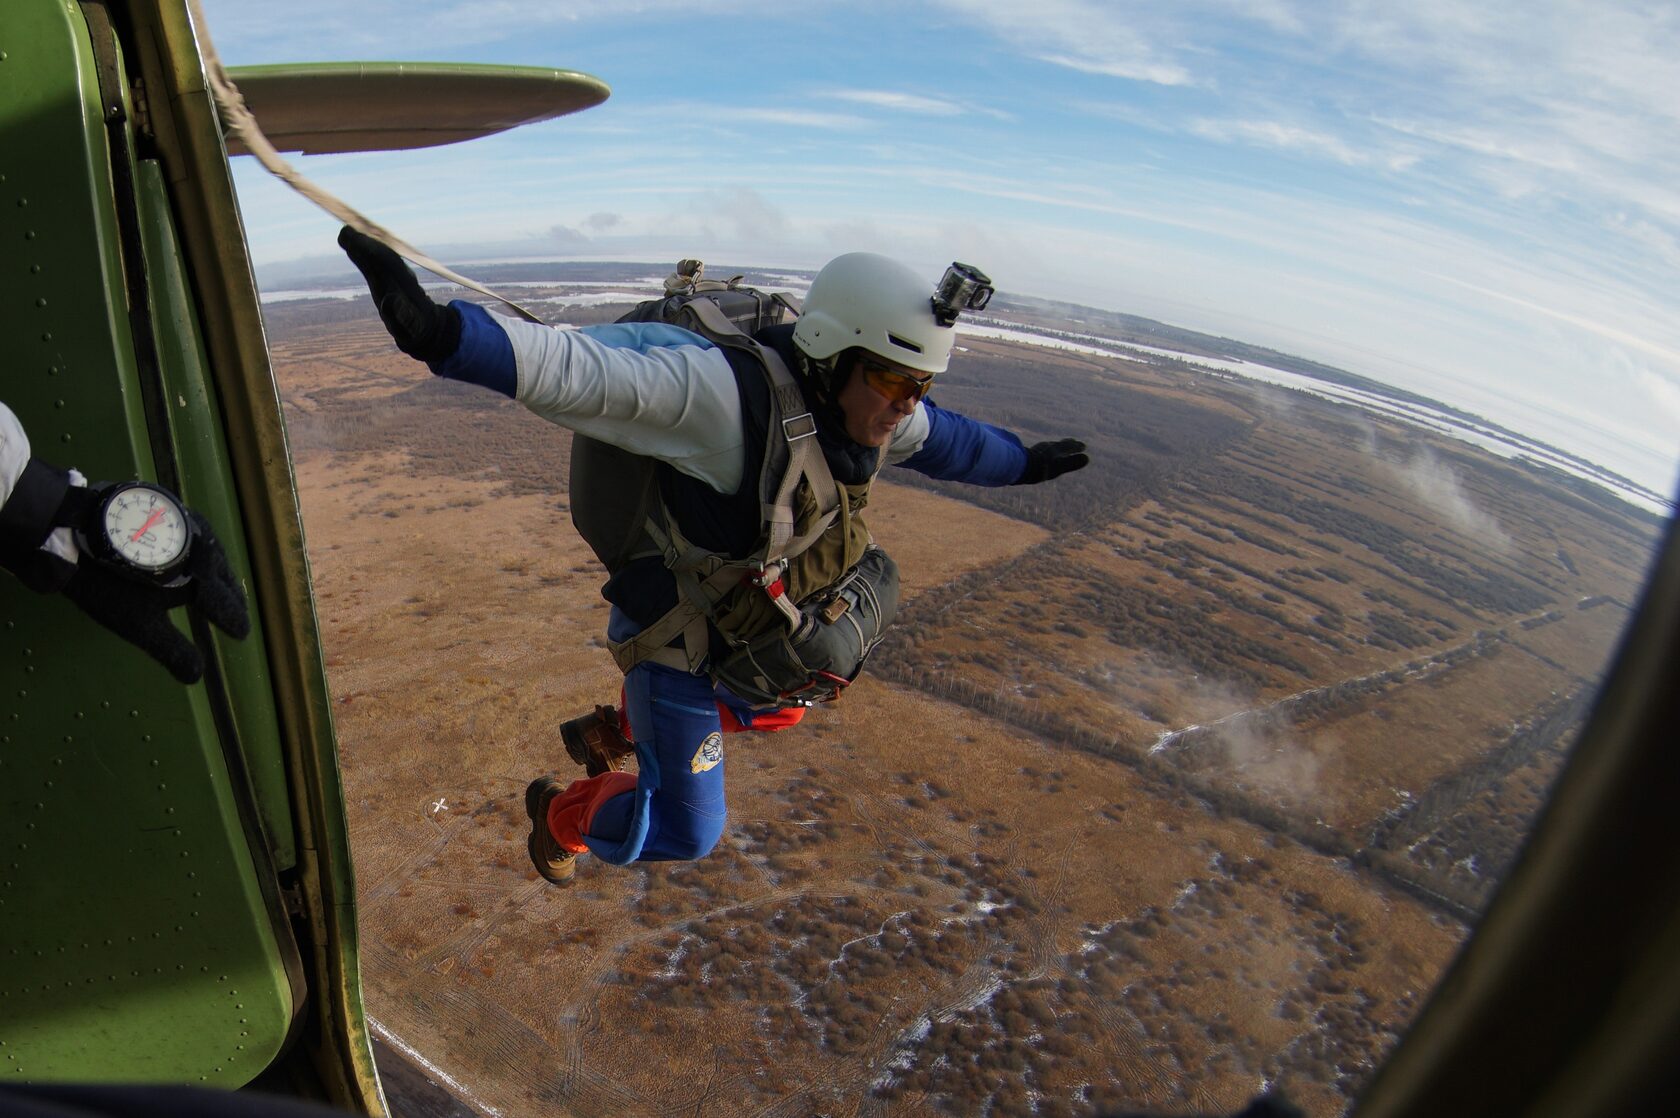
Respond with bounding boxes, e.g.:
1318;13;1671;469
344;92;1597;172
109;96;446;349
268;303;1658;1118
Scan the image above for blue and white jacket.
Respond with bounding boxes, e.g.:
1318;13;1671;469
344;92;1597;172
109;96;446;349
433;302;1031;492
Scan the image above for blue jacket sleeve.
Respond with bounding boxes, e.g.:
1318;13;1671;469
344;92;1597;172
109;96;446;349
432;301;518;397
431;306;718;400
897;400;1028;487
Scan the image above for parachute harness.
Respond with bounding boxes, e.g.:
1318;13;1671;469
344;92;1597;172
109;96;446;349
605;299;846;677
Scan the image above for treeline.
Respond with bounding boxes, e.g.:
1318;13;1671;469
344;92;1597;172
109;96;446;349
880;547;1314;695
1138;538;1346;655
890;350;1253;531
1363;687;1593;912
261;299;381;337
1187;461;1552;616
872;621;1528;926
1156;633;1499;765
282;376;576;500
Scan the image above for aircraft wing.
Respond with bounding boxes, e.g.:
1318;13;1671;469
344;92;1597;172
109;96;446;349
224;62;611;155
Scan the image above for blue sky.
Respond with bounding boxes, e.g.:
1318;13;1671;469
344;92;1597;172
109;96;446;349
200;0;1680;502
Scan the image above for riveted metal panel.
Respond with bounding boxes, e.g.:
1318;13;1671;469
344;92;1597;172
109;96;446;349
135;157;297;872
0;0;293;1084
134;0;384;1107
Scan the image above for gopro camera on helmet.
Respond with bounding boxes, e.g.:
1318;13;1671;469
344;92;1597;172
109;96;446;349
931;262;993;326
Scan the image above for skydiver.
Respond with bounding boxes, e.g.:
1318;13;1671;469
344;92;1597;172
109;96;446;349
338;227;1089;882
0;400;250;683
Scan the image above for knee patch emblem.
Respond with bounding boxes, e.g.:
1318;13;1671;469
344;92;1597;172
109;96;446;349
690;731;724;774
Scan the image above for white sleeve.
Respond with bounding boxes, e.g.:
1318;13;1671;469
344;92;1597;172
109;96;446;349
498;319;747;494
0;402;80;564
883;402;931;466
1;402;28;508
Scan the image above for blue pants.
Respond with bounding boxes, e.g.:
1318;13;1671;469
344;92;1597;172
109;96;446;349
581;660;731;864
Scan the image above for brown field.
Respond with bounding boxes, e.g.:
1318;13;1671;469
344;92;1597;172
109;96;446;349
267;295;1660;1118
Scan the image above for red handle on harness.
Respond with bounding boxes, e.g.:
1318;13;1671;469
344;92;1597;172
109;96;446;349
779;670;851;704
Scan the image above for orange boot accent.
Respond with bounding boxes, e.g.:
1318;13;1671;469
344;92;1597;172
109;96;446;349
546;771;638;852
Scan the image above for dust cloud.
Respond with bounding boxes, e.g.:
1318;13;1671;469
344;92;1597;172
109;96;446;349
1386;448;1513;552
1147;665;1325;806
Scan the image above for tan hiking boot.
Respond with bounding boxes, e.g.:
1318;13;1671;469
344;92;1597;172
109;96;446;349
525;776;576;884
561;704;636;778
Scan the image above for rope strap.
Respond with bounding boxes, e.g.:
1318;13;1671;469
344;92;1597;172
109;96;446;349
184;0;546;325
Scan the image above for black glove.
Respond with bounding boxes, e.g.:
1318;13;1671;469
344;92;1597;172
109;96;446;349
0;459;79;592
61;509;250;684
338;226;462;363
1014;438;1090;484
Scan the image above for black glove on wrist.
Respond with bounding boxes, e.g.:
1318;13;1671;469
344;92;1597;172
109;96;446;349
61;508;250;684
338;226;462;364
0;459;77;592
1014;438;1090;485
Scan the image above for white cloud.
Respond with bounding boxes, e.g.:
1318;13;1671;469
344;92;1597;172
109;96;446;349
1206;0;1307;35
1190;118;1383;167
1637;367;1680;426
542;224;593;249
1039;52;1193;86
200;0;757;57
1371;116;1580;175
1426;274;1680;373
1317;5;1679;216
830;90;966;116
672;187;792;249
944;1;1680;256
935;0;1196;86
732;108;871;131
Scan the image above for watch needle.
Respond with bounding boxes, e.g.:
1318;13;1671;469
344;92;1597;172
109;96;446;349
131;508;167;542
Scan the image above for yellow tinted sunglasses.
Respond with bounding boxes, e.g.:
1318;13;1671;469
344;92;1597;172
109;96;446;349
859;359;935;405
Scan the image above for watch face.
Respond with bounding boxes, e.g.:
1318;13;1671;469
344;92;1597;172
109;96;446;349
102;485;190;572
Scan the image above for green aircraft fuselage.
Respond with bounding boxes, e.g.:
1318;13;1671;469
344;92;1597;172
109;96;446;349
0;2;606;1108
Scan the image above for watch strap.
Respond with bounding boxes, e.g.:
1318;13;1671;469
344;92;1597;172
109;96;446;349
0;460;79;591
56;480;102;526
0;458;74;545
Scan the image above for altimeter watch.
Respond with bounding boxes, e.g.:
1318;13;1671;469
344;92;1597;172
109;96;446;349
77;481;196;585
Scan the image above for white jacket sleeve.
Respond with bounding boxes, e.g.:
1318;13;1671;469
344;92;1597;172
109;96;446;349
1;402;81;563
498;319;748;494
0;402;27;508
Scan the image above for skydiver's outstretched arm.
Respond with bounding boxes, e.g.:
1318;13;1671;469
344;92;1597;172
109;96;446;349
889;399;1089;486
339;227;752;493
341;227;1088;489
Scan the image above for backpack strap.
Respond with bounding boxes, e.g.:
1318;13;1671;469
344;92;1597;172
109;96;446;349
678;298;842;560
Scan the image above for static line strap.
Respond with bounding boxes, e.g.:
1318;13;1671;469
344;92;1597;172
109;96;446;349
183;0;547;326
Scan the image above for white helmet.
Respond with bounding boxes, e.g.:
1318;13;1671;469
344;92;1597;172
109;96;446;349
792;252;954;376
